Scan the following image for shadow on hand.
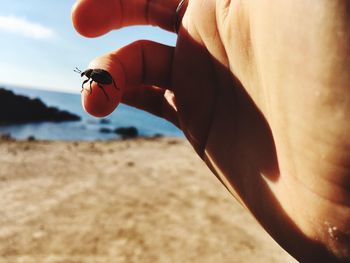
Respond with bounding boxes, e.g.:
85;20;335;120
171;28;339;262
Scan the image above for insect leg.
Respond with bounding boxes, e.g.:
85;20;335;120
97;83;110;101
81;78;89;93
112;78;119;90
89;80;93;94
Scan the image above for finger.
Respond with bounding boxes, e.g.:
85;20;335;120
72;0;183;37
82;40;177;122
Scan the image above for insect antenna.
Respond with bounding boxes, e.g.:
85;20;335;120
74;67;82;74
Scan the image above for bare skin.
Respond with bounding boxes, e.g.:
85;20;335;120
72;0;350;261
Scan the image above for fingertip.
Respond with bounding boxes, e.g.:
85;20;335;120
71;0;120;37
82;82;122;117
81;56;124;118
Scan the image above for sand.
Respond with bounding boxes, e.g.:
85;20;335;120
0;137;297;263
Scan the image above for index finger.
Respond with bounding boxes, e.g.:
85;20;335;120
72;0;182;37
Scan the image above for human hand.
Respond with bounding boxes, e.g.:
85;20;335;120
72;1;350;261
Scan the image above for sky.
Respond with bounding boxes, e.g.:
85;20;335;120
0;0;176;93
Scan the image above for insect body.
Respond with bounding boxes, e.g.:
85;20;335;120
74;67;119;100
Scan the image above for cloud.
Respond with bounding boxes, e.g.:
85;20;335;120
0;15;55;40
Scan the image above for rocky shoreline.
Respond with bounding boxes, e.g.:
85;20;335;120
0;88;80;125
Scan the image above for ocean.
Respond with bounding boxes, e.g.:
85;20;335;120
0;85;183;140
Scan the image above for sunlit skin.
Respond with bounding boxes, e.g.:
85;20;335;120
72;0;350;261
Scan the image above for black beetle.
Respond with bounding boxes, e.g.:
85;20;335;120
74;67;119;100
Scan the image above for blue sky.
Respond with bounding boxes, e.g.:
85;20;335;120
0;0;176;93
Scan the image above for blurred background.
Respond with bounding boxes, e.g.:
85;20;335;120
0;0;182;140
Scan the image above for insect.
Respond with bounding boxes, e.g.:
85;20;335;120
74;67;119;100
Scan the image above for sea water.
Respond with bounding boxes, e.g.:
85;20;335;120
0;84;183;140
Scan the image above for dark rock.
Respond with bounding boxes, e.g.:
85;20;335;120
114;126;138;139
100;118;110;124
27;135;36;141
99;127;113;133
0;88;80;124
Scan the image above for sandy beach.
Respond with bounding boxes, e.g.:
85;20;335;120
0;137;296;263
